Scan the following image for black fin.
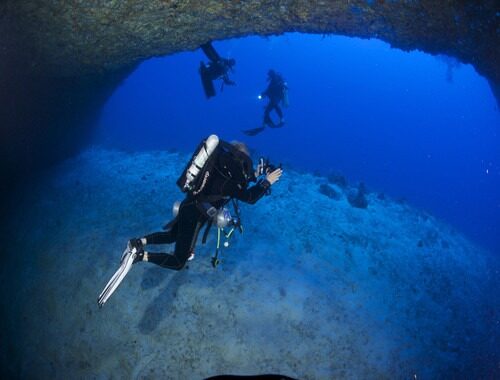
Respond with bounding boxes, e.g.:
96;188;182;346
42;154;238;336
200;63;216;98
242;127;265;136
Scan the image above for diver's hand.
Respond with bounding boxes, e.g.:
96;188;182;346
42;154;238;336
266;168;283;185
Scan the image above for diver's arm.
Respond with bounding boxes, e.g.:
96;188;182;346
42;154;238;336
233;180;271;204
233;168;282;204
222;73;235;85
261;83;273;98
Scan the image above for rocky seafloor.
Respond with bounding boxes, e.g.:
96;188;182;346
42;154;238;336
1;148;498;379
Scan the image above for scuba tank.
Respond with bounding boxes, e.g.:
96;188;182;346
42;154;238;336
282;82;289;108
172;200;181;217
177;134;219;193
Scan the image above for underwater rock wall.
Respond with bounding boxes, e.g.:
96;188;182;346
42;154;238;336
0;67;134;192
5;1;499;79
1;0;499;185
0;148;498;378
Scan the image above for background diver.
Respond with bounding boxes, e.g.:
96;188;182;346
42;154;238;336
98;135;282;306
243;69;289;136
199;41;236;98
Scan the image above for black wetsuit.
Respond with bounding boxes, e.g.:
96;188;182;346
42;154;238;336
262;75;286;127
201;60;234;84
143;158;270;270
199;42;235;98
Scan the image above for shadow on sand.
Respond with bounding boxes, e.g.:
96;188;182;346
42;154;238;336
138;267;189;334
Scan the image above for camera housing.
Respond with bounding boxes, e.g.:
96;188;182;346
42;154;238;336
258;157;281;176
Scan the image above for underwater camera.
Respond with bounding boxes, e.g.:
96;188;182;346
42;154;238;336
257;157;281;176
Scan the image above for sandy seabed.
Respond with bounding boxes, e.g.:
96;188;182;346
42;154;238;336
1;148;498;379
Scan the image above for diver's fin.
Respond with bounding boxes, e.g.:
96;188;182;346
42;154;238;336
269;121;285;128
242;126;265;136
98;247;137;308
199;63;216;98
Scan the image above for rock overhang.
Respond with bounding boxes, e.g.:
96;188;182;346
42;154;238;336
1;0;498;185
4;1;499;80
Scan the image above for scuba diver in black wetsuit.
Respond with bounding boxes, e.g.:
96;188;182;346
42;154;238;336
243;70;289;136
199;41;236;98
132;138;281;269
262;70;288;128
98;136;282;306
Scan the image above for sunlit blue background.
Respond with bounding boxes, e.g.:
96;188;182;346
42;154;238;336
96;34;500;254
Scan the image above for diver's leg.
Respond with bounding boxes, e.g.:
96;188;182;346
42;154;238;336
200;41;221;62
263;102;275;127
145;252;184;270
274;104;284;126
275;104;283;120
128;218;178;253
143;228;177;245
144;204;203;270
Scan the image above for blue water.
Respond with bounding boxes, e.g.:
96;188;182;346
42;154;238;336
97;33;500;254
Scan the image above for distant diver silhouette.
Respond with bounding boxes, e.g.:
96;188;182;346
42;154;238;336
199;41;236;98
243;69;288;136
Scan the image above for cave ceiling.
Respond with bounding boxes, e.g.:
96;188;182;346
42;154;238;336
5;0;499;85
0;1;498;184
